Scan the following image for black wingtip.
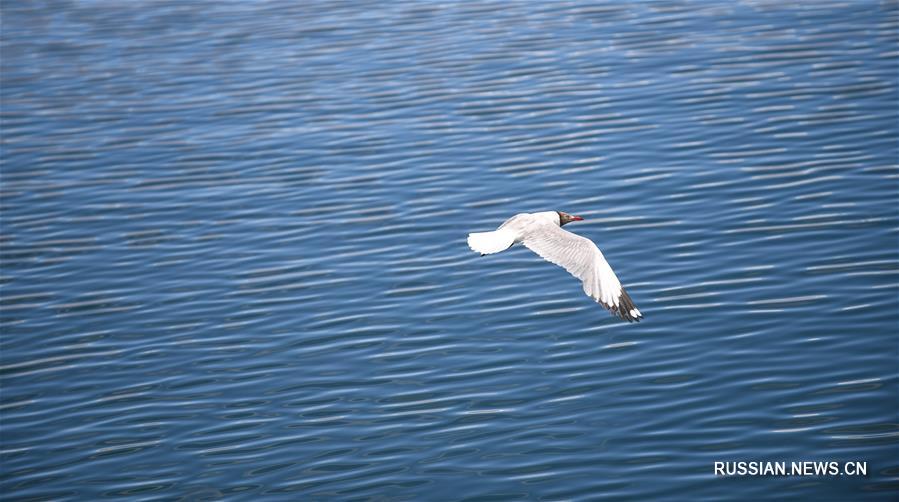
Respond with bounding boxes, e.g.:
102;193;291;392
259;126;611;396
610;288;643;323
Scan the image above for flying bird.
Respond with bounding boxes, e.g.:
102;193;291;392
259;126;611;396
467;211;643;322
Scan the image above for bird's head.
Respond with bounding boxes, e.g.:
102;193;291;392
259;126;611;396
557;211;584;226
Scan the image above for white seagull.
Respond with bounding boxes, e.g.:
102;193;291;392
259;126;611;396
467;211;643;322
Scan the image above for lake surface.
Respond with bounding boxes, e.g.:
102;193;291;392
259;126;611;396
1;1;897;500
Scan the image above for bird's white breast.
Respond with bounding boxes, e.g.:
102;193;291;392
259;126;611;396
499;212;560;241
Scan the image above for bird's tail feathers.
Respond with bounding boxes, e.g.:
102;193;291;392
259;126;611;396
467;230;515;255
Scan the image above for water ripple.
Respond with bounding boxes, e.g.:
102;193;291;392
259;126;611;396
2;0;897;500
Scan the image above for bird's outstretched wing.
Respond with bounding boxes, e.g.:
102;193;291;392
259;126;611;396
521;223;642;322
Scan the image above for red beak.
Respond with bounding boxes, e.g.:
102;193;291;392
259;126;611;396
572;215;584;221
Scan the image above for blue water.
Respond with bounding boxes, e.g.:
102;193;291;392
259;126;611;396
2;1;897;500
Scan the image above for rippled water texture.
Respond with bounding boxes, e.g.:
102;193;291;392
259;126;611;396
2;1;898;500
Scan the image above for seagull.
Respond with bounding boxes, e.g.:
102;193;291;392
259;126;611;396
467;211;643;322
